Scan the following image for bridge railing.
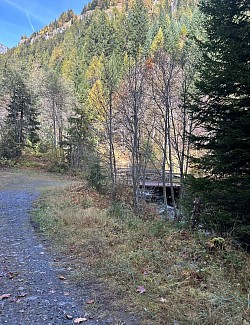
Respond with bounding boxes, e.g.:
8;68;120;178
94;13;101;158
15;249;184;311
116;168;181;186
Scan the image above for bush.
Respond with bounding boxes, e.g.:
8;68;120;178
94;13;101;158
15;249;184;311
186;175;250;248
84;155;107;192
0;135;22;159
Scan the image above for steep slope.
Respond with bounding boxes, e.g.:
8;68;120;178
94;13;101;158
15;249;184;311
18;9;78;46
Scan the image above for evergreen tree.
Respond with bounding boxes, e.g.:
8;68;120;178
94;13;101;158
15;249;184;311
0;69;40;158
67;104;93;169
126;0;149;58
190;0;250;244
83;11;116;63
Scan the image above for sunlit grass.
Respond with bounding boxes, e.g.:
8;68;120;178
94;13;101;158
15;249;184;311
32;185;250;324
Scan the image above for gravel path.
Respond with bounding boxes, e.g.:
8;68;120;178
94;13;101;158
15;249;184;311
0;170;110;325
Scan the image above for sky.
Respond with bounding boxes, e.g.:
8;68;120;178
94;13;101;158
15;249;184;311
0;0;88;48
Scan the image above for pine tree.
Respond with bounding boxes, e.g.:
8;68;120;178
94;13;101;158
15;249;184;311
126;0;149;58
190;0;250;244
83;11;116;63
0;70;40;158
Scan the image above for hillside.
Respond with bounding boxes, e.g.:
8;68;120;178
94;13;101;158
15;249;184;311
18;9;79;46
0;0;249;322
0;0;249;246
16;0;125;47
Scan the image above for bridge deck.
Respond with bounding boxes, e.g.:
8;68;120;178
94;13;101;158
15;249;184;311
116;168;181;188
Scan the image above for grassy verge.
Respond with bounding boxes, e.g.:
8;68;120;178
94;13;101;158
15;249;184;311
32;184;250;325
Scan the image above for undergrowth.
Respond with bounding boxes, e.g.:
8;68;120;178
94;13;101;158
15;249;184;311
32;185;250;325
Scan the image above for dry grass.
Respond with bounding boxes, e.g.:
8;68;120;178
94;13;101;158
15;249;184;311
32;185;250;325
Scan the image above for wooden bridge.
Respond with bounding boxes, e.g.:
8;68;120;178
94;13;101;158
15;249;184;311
116;167;181;189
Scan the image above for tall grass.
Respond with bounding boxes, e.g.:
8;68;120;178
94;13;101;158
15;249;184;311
32;185;250;325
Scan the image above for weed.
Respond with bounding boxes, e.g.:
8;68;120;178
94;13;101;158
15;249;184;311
32;186;250;325
81;198;93;209
0;157;16;167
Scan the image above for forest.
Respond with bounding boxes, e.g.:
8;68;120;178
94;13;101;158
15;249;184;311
0;0;249;247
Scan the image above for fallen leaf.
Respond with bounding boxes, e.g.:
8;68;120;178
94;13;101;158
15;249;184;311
0;294;11;300
86;299;94;304
136;286;146;294
73;317;87;323
16;293;27;298
142;269;148;275
65;314;73;320
7;272;18;279
58;275;66;280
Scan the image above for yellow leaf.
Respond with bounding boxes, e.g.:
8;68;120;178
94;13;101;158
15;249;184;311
150;27;164;54
85;55;104;81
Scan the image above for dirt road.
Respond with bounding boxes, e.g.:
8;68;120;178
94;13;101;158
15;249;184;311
0;169;110;325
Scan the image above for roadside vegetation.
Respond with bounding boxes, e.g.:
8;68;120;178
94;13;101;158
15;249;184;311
0;0;249;323
0;0;249;247
32;184;250;325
